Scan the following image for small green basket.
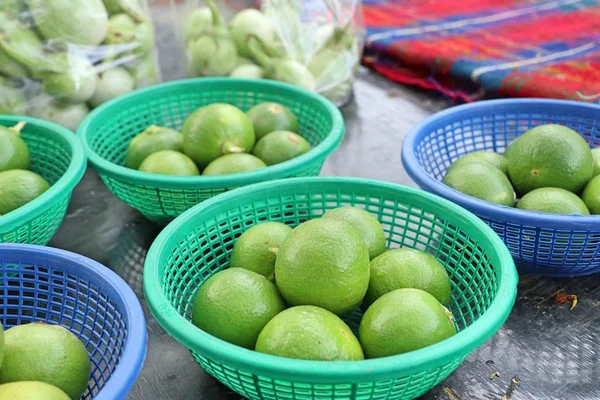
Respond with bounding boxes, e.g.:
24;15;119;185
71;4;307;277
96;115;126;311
144;177;518;400
0;116;86;244
78;78;345;224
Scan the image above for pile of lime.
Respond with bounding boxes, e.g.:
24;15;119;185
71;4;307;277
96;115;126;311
0;322;91;400
191;206;455;361
0;121;51;217
444;124;600;215
125;101;311;176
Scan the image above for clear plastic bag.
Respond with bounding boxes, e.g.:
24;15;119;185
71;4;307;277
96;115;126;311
177;0;365;106
0;0;161;131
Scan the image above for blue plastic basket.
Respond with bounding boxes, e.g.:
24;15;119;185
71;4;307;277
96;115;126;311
402;99;600;277
0;244;147;400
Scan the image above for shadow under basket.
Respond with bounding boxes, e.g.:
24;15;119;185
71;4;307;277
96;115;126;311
0;244;147;400
144;177;518;400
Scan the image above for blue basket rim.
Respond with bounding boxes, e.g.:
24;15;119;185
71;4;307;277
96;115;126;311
402;98;600;230
143;176;518;383
0;116;87;232
77;78;345;190
0;243;148;400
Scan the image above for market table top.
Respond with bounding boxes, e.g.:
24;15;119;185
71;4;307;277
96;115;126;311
49;13;600;398
49;70;600;400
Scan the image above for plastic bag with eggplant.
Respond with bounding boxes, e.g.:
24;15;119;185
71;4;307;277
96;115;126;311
0;0;160;131
178;0;365;106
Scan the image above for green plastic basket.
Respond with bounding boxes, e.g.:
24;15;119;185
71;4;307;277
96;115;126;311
144;177;518;400
78;78;344;224
0;116;86;244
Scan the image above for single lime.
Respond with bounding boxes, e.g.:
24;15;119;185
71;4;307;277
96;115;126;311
125;125;183;169
229;222;292;281
191;268;285;349
516;187;590;215
182;103;255;167
202;153;266;175
255;305;364;361
275;218;370;315
0;323;91;400
0;381;70;400
592;147;600;177
447;151;509;176
0;121;30;172
322;206;386;260
138;150;200;176
252;130;311;166
246;102;299;141
0;170;50;215
506;124;593;195
359;288;456;358
443;162;515;206
581;175;600;214
365;248;451;307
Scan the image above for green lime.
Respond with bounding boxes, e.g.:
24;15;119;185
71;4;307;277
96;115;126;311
0;170;50;215
247;102;299;141
0;381;70;400
592;148;600;177
581;175;600;214
138;150;200;176
191;268;285;349
229;222;292;281
359;288;456;358
447;151;509;176
252;130;311;166
365;248;451;307
506;124;593;195
275;218;370;315
516;187;590;215
0;323;91;400
202;153;266;175
182;103;255;167
125;125;183;169
0;322;4;369
443;162;515;206
0;121;30;172
322;206;386;260
255;305;364;361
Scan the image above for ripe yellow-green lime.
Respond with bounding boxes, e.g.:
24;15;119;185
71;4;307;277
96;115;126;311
138;150;200;176
255;306;364;361
506;124;593;195
191;268;285;349
443;162;515;206
246;102;299;141
183;103;255;167
0;323;91;400
0;121;30;172
125;125;183;169
252;130;311;165
0;170;50;215
202;153;266;175
516;187;590;215
229;222;292;281
592;148;600;177
581;175;600;214
322;206;386;260
359;288;456;358
0;381;70;400
275;218;370;315
365;248;451;307
447;151;509;176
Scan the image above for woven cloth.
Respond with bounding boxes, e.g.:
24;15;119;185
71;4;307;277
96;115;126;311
362;0;600;103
